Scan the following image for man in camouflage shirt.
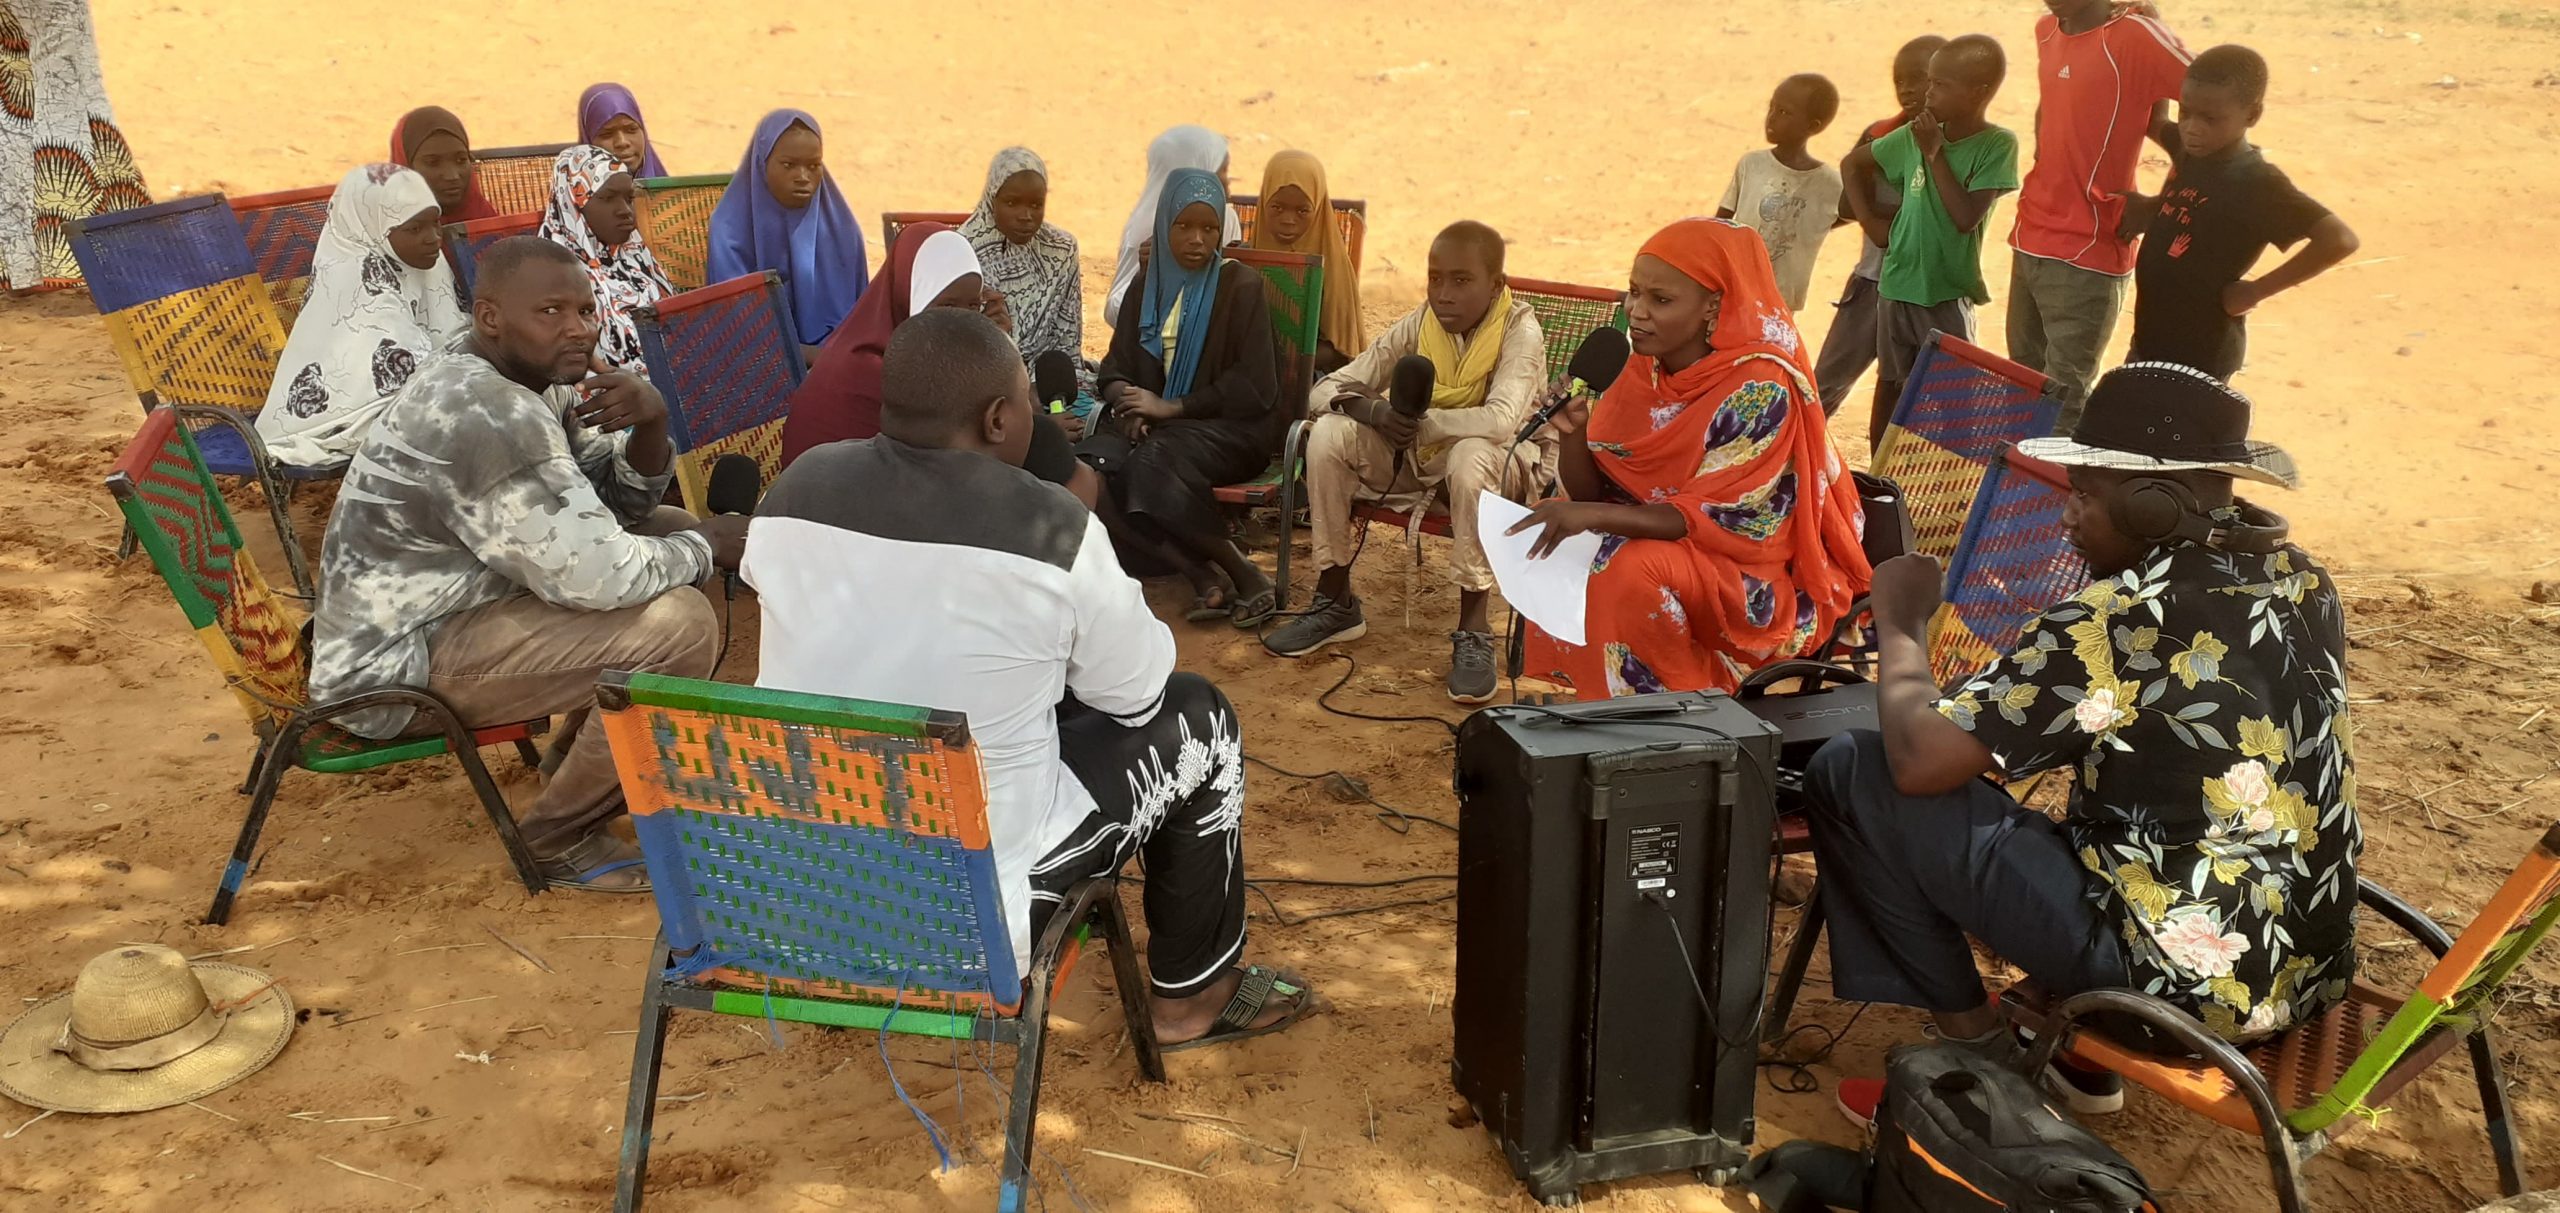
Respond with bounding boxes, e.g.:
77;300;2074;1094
310;238;748;891
1799;363;2357;1123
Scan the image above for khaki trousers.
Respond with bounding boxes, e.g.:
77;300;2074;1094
420;507;716;855
1303;412;1536;594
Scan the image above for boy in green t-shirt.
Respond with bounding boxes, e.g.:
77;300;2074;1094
1842;34;2021;449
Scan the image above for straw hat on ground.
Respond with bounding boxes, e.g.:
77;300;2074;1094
0;944;294;1113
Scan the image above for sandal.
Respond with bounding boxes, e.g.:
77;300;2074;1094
537;831;653;893
1228;586;1278;629
1160;965;1322;1053
1183;585;1233;622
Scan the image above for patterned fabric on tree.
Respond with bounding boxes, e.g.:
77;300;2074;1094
254;165;466;469
0;0;149;290
1938;539;2361;1042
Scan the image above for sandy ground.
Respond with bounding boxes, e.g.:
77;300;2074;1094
0;0;2556;1209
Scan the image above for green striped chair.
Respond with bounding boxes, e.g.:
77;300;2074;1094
2014;823;2560;1212
105;408;548;925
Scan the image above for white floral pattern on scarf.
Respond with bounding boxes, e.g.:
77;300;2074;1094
538;144;672;370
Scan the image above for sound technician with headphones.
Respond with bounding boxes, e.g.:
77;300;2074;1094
1796;363;2361;1128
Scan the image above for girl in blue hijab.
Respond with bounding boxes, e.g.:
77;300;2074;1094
1095;167;1283;627
706;110;869;348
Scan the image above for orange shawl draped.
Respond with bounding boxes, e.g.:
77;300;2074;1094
1532;218;1870;696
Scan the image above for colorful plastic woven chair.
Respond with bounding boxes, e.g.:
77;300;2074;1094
471;143;574;216
1213;246;1324;605
634;173;730;291
2015;822;2560;1213
105;409;549;926
1510;275;1630;376
69;194;321;594
228;184;334;326
441;211;542;301
880;210;968;253
1231;192;1369;272
595;670;1165;1213
631;272;808;515
1926;447;2089;687
1870;334;2064;561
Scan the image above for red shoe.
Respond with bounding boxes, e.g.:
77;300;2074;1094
1835;1076;1885;1133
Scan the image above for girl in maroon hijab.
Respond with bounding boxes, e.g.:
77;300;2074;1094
388;106;495;222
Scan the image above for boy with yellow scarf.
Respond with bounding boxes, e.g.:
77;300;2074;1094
1263;221;1550;704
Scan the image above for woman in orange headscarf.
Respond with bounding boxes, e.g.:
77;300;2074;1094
1511;217;1870;698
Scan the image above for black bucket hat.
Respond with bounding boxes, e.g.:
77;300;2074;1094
2018;362;2300;489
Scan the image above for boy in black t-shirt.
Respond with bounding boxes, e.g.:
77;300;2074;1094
2118;45;2359;380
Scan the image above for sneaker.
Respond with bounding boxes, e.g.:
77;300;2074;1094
2014;1024;2126;1115
2040;1055;2126;1116
1262;594;1366;657
1447;630;1498;704
1835;1076;1885;1133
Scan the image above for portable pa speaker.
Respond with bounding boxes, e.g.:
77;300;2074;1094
1451;692;1781;1205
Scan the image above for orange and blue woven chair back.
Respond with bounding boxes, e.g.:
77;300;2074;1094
1872;334;2064;561
635;173;730;291
632;272;809;516
599;672;1024;1014
1928;447;2089;686
470;144;573;216
441;211;542;301
229;184;334;326
103;409;308;734
1510;276;1630;376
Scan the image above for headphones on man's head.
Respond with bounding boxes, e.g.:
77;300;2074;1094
2108;476;2290;556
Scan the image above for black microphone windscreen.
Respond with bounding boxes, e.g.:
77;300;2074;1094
1388;353;1437;418
1570;326;1633;392
1033;350;1079;410
706;454;763;517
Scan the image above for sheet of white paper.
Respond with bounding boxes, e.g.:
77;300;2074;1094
1476;490;1603;646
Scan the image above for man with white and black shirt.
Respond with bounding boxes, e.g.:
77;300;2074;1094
745;308;1318;1049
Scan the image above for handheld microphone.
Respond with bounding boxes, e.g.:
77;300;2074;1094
1512;326;1633;444
705;453;761;600
1388;353;1437;421
1033;350;1079;416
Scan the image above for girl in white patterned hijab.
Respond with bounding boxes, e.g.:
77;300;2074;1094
256;163;465;469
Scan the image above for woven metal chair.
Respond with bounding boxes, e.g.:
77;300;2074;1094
1871;334;2064;561
2016;824;2560;1213
1231;193;1369;272
881;210;968;252
105;409;548;925
631;272;808;515
227;184;333;327
471;143;573;216
634;173;730;291
441;211;542;301
596;670;1164;1213
1926;447;2089;687
69;194;320;594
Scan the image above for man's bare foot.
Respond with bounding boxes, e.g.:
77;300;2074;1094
1150;965;1318;1048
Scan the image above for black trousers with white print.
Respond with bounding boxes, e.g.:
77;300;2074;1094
1028;672;1247;1002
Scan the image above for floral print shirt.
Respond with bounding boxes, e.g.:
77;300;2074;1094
1937;540;2362;1042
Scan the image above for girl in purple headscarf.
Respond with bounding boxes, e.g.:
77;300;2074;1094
576;83;668;178
705;109;869;350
